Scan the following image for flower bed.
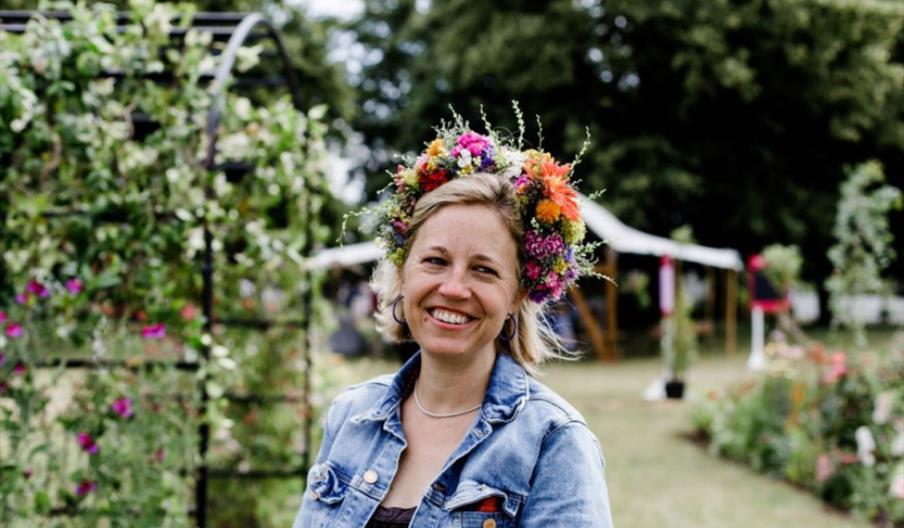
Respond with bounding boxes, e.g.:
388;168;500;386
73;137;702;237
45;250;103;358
693;342;904;527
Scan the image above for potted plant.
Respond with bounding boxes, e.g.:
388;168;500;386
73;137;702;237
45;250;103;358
662;293;698;399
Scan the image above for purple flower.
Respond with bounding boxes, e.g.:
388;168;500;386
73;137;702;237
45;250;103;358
5;323;23;339
0;382;7;395
141;323;166;340
0;311;6;324
75;480;97;496
111;397;134;419
523;231;565;259
15;293;27;304
12;363;26;376
23;468;33;479
77;433;99;455
27;280;49;298
0;353;5;368
66;278;83;295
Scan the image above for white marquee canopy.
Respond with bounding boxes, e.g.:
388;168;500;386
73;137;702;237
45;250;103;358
305;194;744;271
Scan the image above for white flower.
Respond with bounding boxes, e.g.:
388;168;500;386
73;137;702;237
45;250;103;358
239;279;256;298
873;390;895;424
855;426;876;466
890;465;904;500
235;44;263;73
892;419;904;457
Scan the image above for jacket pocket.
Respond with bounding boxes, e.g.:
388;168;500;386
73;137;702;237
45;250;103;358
307;461;350;504
443;481;521;527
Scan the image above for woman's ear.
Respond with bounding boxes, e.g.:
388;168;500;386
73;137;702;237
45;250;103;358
510;290;527;313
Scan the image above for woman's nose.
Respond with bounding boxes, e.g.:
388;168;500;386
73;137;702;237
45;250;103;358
437;269;471;299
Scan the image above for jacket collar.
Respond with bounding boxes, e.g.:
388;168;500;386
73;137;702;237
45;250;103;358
351;351;530;425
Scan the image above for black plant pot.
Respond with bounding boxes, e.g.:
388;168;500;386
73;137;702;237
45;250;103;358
664;379;686;399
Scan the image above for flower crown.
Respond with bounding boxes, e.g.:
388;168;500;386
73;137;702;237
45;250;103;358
375;110;598;304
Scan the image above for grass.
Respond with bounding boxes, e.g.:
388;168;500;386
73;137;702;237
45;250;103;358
326;326;902;528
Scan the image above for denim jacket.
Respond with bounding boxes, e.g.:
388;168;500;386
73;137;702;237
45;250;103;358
293;352;614;527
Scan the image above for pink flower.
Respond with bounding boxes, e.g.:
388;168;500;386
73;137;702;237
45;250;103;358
525;261;542;280
154;448;165;463
26;280;49;298
0;353;5;367
77;432;99;455
141;323;166;340
891;475;904;500
5;323;23;339
75;480;97;496
66;278;83;295
111;397;134;419
0;311;6;324
13;363;26;376
822;352;848;384
814;454;835;484
22;468;32;479
14;293;27;304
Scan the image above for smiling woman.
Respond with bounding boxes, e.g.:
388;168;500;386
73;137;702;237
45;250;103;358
293;116;613;528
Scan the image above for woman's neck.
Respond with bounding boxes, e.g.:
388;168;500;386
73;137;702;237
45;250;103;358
414;350;495;414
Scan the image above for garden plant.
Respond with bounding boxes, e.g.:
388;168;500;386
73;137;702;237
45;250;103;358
1;2;335;526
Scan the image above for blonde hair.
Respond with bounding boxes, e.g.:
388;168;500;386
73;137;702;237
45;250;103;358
370;172;570;373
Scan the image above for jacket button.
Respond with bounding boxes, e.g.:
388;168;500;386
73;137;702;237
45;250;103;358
482;520;496;528
363;470;378;484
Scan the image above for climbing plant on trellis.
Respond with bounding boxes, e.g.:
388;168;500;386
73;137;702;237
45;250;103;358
0;2;334;526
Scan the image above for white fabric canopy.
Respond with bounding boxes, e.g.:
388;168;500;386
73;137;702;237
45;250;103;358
579;194;744;270
305;195;743;271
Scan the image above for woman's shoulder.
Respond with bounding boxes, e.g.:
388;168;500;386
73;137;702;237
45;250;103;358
326;373;395;420
521;375;589;431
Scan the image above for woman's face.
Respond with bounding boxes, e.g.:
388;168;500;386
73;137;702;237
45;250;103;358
401;204;522;360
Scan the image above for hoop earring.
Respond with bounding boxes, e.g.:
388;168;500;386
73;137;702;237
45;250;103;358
498;314;517;342
391;295;407;325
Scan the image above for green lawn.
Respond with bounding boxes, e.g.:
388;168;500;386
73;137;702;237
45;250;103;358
326;326;903;528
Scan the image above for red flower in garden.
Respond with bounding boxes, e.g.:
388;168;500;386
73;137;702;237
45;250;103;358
66;278;83;294
27;280;50;298
5;323;23;339
141;323;166;340
77;432;99;455
111;397;134;419
75;480;97;496
419;169;449;193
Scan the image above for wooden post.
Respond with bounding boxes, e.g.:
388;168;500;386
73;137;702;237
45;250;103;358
569;288;607;360
725;269;737;355
605;249;619;361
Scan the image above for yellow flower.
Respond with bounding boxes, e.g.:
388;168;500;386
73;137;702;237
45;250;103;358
554;257;569;274
427;138;445;157
400;168;419;189
535;199;561;223
459;164;474;175
562;219;586;245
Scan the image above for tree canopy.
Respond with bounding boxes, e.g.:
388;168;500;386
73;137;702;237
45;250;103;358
347;0;904;287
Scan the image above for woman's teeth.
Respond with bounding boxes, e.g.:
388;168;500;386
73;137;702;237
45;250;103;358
431;309;470;325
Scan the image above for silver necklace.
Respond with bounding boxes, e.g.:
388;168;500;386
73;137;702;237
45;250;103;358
413;380;482;419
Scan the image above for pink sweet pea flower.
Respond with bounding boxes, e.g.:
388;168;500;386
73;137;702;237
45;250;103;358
75;480;97;496
77;432;99;455
5;324;23;339
66;278;83;295
111;397;134;419
26;280;49;298
141;323;166;340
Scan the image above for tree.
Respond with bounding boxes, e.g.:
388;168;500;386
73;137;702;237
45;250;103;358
347;0;904;298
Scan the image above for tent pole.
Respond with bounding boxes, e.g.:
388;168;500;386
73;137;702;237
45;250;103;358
569;288;607;360
604;249;619;361
725;269;737;355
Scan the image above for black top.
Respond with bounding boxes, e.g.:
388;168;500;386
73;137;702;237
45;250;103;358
365;505;416;528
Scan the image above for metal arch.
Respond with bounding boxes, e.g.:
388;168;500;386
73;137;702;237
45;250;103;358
202;12;303;171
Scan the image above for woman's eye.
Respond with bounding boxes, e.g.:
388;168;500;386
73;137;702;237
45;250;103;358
424;257;446;265
475;266;498;276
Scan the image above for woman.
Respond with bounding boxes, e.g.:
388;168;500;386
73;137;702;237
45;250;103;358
294;120;614;527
